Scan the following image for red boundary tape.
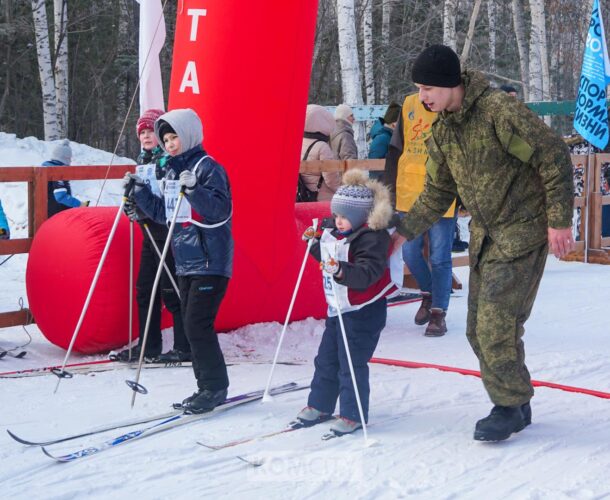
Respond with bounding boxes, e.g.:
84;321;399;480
370;357;610;400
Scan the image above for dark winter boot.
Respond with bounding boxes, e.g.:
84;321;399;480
183;388;228;414
473;405;527;442
424;308;447;337
113;345;159;363
414;292;432;325
155;349;192;364
521;402;532;426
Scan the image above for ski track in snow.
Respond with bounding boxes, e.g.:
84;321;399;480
2;133;610;498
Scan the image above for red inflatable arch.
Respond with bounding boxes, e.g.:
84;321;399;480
168;0;329;330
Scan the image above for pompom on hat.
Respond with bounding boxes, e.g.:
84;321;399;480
137;108;165;136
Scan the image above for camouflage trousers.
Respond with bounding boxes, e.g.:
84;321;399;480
466;240;548;407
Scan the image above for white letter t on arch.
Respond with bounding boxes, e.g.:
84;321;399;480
187;8;207;41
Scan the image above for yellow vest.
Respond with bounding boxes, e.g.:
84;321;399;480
396;94;456;217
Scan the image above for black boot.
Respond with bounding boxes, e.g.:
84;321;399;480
183;388;228;414
473;404;528;442
156;349;192;363
112;345;160;363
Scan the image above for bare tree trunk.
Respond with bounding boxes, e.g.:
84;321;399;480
461;0;483;64
337;0;366;157
379;0;392;103
31;0;59;140
115;0;129;156
528;0;544;102
362;0;374;104
443;0;458;50
0;0;12;122
511;0;529;100
487;0;496;73
53;0;68;136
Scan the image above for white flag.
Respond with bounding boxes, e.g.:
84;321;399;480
137;0;166;113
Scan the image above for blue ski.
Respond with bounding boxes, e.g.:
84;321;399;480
41;382;306;462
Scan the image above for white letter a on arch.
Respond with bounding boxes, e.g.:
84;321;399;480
179;61;200;94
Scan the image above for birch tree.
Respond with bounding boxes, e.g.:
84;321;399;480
362;0;375;104
53;0;68;136
487;0;496;73
461;0;483;64
443;0;458;50
337;0;366;156
379;0;392;103
31;0;59;140
528;0;548;102
511;0;529;100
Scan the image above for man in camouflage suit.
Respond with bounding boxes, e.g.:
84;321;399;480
393;45;575;441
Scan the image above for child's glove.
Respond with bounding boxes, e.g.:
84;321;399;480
123;198;139;221
320;257;340;275
0;228;9;240
80;200;90;207
302;226;321;241
122;172;145;193
179;170;197;190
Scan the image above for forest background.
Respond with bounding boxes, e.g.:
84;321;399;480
0;0;601;159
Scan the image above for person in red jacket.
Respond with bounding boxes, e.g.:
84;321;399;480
295;169;397;437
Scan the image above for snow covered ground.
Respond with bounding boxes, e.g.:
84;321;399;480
2;134;610;499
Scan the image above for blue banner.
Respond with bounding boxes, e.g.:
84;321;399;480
574;0;610;150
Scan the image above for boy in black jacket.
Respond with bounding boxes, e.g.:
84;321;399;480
297;169;397;436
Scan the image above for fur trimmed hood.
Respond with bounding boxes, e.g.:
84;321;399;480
339;169;393;230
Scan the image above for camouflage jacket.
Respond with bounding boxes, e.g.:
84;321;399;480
398;70;574;263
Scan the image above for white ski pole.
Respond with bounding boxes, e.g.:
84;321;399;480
141;222;180;297
126;187;186;408
53;194;130;393
128;219;134;360
330;277;375;447
262;218;319;402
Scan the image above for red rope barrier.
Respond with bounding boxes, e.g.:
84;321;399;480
370;357;610;400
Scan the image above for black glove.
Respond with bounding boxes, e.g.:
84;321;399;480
123;198;139;221
0;228;9;240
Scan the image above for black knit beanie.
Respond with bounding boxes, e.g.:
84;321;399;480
411;44;461;88
157;120;176;141
383;102;401;124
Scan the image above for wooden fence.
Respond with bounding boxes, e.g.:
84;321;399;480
0;155;605;328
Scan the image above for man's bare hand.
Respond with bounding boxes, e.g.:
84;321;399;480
391;232;407;253
548;227;575;259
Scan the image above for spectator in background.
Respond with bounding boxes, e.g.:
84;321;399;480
368;102;401;160
42;139;89;217
0;199;9;240
330;104;358;160
368;102;401;180
300;104;341;202
500;84;518;98
384;93;456;337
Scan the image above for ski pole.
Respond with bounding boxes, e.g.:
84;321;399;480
52;182;134;392
141;222;180;297
262;218;318;402
128;219;134;360
330;277;374;447
126;187;186;407
0;254;14;266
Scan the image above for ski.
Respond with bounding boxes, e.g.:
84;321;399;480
40;382;306;462
198;416;335;451
7;408;181;447
0;359;303;379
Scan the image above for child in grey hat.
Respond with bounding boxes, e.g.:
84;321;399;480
42;139;89;217
296;169;397;437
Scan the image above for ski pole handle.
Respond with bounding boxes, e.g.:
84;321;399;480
123;177;135;198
